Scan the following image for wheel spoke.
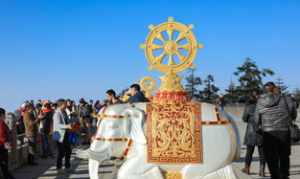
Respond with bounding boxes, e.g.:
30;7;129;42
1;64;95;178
166;29;173;40
175;51;185;63
155;32;165;42
175;32;186;42
150;44;163;50
155;52;166;64
178;44;191;51
167;55;175;65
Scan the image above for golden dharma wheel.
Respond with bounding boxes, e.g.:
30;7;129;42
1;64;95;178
141;17;203;74
140;76;157;97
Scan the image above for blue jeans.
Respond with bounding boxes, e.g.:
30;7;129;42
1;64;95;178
41;133;53;157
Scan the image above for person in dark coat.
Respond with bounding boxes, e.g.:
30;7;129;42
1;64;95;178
39;102;54;158
127;84;149;103
242;91;266;176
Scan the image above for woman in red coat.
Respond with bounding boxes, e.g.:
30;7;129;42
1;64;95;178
0;107;15;179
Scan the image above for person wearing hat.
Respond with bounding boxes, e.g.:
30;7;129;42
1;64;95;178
255;82;297;179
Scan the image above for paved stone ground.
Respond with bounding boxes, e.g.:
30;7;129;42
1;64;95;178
13;119;300;179
13;148;116;179
233;144;300;179
233;118;300;179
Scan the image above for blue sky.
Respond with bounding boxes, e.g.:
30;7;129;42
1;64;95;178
0;0;300;111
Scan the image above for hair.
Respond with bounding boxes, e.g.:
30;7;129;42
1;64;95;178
130;84;141;92
56;99;66;107
44;103;51;109
36;103;42;109
25;103;34;110
79;98;86;104
106;89;117;97
264;81;276;88
0;108;5;117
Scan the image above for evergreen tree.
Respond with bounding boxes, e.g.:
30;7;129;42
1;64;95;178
292;88;300;108
199;74;220;102
234;58;274;97
224;80;240;103
185;67;202;99
275;78;288;94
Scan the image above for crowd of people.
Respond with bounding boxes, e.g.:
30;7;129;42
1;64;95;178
0;84;149;179
0;81;299;179
241;82;299;179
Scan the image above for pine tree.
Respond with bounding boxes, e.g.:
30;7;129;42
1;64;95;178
292;88;300;108
224;80;240;103
185;67;202;99
234;58;274;97
275;78;288;94
199;74;220;103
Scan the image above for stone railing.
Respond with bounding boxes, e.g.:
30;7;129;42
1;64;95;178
3;113;42;171
8;133;30;170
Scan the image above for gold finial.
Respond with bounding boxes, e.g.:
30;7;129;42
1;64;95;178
141;17;203;92
168;16;174;22
198;43;204;48
140;76;157;98
148;24;155;30
140;44;146;49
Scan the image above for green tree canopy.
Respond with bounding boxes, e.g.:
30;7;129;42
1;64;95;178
276;78;289;94
234;58;274;97
185;68;202;99
199;74;220;102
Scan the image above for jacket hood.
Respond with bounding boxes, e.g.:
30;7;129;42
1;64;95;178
259;93;281;108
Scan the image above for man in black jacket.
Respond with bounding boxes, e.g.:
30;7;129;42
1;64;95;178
255;82;297;179
127;84;149;103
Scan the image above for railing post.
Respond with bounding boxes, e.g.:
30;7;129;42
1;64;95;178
6;113;18;170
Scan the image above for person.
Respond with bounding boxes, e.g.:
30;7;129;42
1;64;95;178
79;98;93;145
106;89;122;105
0;108;16;179
127;84;149;103
255;82;297;179
66;100;81;146
5;113;18;165
66;100;77;121
94;100;102;114
242;91;265;176
39;101;54;158
23;103;40;165
53;99;73;171
216;95;226;110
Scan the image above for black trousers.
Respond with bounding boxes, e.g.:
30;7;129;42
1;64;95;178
245;145;265;167
263;131;291;179
0;146;15;179
56;133;72;169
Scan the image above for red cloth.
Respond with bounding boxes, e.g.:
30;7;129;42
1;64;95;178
0;120;9;146
42;108;52;113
